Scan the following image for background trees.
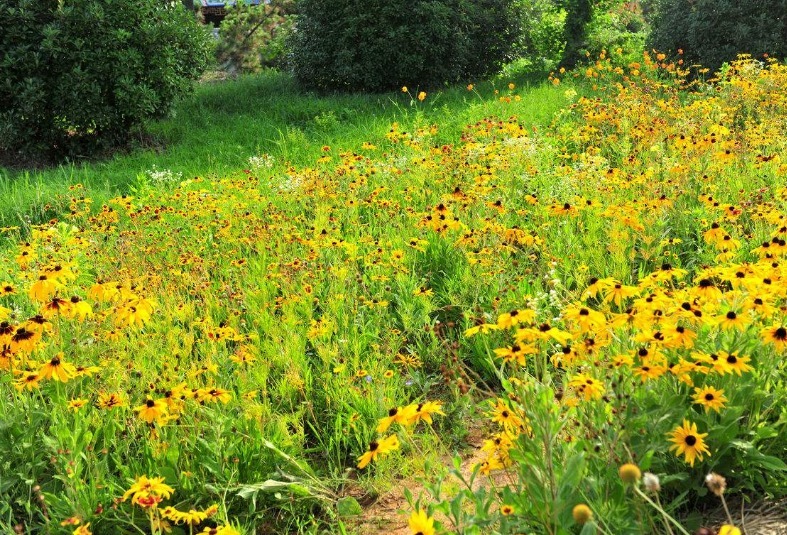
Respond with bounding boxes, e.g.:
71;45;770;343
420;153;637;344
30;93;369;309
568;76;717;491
648;0;787;74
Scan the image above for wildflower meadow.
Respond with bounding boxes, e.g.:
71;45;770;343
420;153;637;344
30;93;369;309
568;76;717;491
1;51;786;535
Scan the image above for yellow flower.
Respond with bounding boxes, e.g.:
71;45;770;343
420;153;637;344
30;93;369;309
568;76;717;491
29;275;58;302
162;506;209;525
407;401;445;426
692;386;728;413
568;373;605;401
668;420;711;466
72;523;92;535
68;398;89;411
97;392;126;410
357;434;400;469
38;353;77;383
408;509;435;535
200;526;241;535
718;526;741;535
417;91;427;102
135;397;169;424
761;324;787;350
14;371;42;391
122;475;175;504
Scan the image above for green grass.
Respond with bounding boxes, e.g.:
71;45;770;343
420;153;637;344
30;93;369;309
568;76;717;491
0;68;567;231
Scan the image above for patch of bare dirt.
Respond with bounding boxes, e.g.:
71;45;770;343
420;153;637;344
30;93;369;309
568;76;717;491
346;425;506;534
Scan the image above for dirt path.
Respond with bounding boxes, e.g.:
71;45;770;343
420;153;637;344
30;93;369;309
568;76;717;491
346;426;509;534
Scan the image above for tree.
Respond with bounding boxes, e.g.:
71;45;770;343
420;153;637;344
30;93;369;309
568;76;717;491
649;0;787;73
0;0;212;162
289;0;519;92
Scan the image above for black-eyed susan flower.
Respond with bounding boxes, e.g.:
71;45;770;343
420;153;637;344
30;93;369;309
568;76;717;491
760;324;787;350
693;386;728;412
633;363;668;382
603;282;640;307
357;434;399;469
500;504;515;515
10;327;39;354
716;352;753;376
14;371;42;391
408;401;445;425
135;397;169;424
41;296;72;318
408;509;435;535
496;308;535;329
97;392;126;410
489;399;524;430
715;309;748;331
668;420;711;466
68;398;89;411
562;303;606;332
66;296;93;321
199;526;240;535
122;475;174;505
568;373;605;401
29;275;58;302
377;405;418;433
39;353;77;382
493;343;536;366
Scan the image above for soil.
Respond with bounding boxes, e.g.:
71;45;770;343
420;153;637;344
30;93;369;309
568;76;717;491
345;425;509;534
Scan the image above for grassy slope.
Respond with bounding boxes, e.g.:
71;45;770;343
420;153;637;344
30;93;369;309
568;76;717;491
0;69;566;231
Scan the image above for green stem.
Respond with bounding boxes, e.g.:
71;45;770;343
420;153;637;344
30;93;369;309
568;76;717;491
633;486;691;535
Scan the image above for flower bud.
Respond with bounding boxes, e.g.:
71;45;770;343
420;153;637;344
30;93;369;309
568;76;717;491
572;504;593;525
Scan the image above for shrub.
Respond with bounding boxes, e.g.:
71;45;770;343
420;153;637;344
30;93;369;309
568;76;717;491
512;0;567;73
649;0;787;74
216;0;295;74
585;1;647;61
289;0;518;92
0;0;212;162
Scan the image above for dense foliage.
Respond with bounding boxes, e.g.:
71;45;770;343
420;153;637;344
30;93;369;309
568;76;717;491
0;0;211;162
649;0;787;74
289;0;519;91
215;0;295;74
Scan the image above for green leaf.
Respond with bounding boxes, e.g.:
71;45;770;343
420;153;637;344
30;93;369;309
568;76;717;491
337;496;363;517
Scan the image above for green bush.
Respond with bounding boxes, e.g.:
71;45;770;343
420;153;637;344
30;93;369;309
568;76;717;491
512;0;567;73
216;0;295;74
584;1;647;62
649;0;787;74
0;0;212;162
289;0;518;92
